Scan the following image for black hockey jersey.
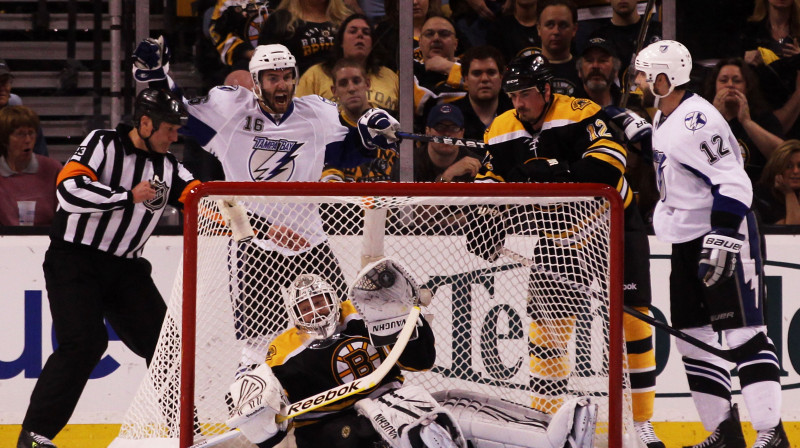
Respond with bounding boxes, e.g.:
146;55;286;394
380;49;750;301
265;300;435;427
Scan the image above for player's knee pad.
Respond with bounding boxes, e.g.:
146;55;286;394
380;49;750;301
675;325;724;363
724;325;767;349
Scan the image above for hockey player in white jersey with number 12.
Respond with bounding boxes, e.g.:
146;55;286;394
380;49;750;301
634;40;789;448
131;37;402;371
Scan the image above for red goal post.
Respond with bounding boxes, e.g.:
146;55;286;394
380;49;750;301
113;182;629;448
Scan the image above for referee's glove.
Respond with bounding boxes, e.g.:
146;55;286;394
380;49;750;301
697;229;743;287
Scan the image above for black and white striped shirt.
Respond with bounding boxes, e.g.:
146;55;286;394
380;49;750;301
51;123;199;258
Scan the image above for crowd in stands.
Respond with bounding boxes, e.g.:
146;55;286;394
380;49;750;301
3;0;800;232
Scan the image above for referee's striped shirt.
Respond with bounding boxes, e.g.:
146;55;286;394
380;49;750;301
51;123;200;258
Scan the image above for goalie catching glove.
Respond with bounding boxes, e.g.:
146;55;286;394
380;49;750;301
358;108;401;152
132;36;170;82
349;257;421;347
226;364;290;444
698;228;743;287
355;385;467;448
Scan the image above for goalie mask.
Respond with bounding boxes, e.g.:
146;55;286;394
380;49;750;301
286;274;341;340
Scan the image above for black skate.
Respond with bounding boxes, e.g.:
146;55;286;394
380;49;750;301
752;421;789;448
683;404;745;448
17;430;57;448
634;421;665;448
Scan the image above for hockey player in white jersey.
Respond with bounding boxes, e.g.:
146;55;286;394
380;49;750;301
634;40;789;448
132;38;401;368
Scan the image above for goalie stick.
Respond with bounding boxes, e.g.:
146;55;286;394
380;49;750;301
189;306;422;448
501;248;772;364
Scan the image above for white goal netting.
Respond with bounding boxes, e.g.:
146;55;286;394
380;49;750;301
110;182;633;448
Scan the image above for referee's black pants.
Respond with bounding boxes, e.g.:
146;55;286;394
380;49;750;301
22;241;167;439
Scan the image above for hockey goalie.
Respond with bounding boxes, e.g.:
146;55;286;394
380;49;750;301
226;257;598;448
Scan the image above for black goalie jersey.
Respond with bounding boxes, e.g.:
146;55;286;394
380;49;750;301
265;300;435;428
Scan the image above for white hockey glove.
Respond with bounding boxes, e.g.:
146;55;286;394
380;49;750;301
132;36;170;82
358;108;400;152
604;105;653;160
698;229;743;287
349;257;420;347
465;205;507;262
355;385;467;448
226;364;290;444
217;199;255;244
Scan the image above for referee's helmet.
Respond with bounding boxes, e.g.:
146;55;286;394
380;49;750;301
502;53;553;94
134;88;188;128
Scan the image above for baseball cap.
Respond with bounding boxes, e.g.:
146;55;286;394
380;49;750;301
0;59;11;77
426;103;464;128
582;37;617;59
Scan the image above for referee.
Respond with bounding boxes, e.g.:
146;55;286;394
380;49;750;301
17;89;199;448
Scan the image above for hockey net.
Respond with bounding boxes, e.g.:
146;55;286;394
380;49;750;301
110;182;633;448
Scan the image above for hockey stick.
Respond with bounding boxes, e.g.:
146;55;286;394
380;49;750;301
501;248;772;364
622;305;771;364
190;306;422;448
619;0;657;108
397;131;487;151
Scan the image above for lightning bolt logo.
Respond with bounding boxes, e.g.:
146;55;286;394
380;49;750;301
249;137;304;181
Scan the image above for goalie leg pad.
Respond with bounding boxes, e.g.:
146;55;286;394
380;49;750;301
349;257;421;346
355;385;467;448
434;390;596;448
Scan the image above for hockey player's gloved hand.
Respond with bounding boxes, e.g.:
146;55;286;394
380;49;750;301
697;229;743;287
226;364;289;444
358;108;400;151
132;36;170;82
604;105;653;161
507;157;570;182
465;205;507;262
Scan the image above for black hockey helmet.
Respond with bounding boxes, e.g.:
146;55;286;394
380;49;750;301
134;88;188;128
502;53;553;93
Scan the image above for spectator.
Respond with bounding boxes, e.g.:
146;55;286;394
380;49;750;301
447;0;504;48
414;103;481;183
450;45;512;140
207;0;271;70
16;89;197;448
486;0;541;65
414;15;467;128
754;139;800;225
575;36;623;107
702;58;785;182
258;0;353;76
356;0;384;21
321;58;396;182
373;0;443;71
0;59;48;157
537;0;582;96
297;13;399;114
742;0;800;137
590;0;661;95
0;106;62;227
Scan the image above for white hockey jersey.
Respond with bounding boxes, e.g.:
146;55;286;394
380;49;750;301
651;93;752;243
181;86;353;254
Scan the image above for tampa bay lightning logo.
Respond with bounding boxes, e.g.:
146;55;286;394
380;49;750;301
249;137;304;181
684;111;707;132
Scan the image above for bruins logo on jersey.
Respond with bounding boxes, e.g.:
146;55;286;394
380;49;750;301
332;336;385;384
570;98;592;111
249;138;304;181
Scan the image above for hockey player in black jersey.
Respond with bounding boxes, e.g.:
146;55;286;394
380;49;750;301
468;52;664;448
